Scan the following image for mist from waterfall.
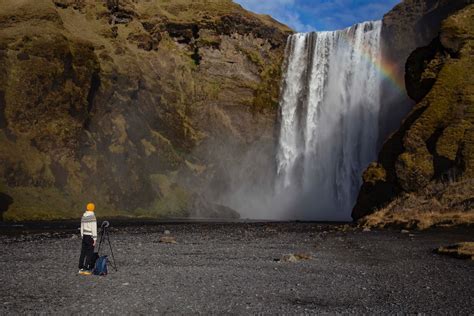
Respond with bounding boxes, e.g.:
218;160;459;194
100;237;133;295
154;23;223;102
275;21;383;221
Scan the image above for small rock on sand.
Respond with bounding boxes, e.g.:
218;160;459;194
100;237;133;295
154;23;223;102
159;236;177;244
401;230;410;234
279;253;312;263
164;230;171;235
363;227;371;232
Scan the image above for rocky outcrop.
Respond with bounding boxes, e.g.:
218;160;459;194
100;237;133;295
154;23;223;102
0;0;291;220
378;0;473;144
353;4;474;221
381;0;472;68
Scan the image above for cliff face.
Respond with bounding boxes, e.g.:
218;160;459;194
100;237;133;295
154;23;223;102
0;0;291;220
353;4;474;226
378;0;473;145
382;0;472;67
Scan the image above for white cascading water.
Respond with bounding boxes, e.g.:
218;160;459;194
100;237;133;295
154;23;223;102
275;21;383;221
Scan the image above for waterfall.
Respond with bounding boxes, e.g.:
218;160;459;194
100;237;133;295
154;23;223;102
275;21;383;221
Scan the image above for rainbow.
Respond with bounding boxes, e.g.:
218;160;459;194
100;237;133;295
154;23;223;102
364;47;406;92
337;24;406;92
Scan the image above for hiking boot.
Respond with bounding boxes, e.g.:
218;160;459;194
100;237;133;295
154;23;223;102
78;268;84;274
82;270;93;275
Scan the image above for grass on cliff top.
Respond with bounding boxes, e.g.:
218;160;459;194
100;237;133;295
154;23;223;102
138;0;291;32
140;0;240;19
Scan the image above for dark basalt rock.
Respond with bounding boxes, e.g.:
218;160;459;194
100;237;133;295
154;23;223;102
0;91;6;129
405;37;450;103
127;32;160;51
164;22;200;43
53;0;86;10
214;14;287;49
0;193;13;221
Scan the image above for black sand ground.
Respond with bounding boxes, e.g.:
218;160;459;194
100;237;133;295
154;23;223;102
0;222;473;314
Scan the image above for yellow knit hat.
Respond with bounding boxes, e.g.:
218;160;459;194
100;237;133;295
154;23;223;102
86;203;95;212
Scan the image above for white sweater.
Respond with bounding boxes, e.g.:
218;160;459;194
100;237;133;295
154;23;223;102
80;211;97;241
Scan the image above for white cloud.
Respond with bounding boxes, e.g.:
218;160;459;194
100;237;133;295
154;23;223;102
233;0;316;32
234;0;400;32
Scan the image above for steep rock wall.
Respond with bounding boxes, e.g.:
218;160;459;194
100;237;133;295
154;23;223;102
0;0;291;220
353;4;474;221
379;0;472;144
382;0;472;66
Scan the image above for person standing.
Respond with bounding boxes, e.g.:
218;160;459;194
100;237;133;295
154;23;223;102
78;203;97;275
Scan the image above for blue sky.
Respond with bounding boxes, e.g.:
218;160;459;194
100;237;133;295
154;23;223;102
233;0;401;32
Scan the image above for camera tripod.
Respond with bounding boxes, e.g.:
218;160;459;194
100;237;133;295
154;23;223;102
97;221;118;271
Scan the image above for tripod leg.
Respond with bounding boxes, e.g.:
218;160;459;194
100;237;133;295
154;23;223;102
97;228;105;253
106;232;118;271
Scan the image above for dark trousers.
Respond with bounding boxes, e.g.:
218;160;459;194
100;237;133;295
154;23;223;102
78;235;95;270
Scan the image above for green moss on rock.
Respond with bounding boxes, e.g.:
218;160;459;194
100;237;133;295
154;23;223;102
353;4;474;220
362;163;387;184
437;120;471;160
134;173;190;218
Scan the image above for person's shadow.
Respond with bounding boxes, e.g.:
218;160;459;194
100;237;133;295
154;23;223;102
0;193;13;221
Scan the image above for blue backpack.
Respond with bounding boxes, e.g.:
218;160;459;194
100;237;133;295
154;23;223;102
93;255;108;276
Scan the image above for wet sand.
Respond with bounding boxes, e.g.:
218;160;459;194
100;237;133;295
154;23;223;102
0;222;473;314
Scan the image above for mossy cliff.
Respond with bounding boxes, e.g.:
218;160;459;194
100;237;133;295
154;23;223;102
381;0;472;68
379;0;472;143
0;0;291;221
353;4;474;223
